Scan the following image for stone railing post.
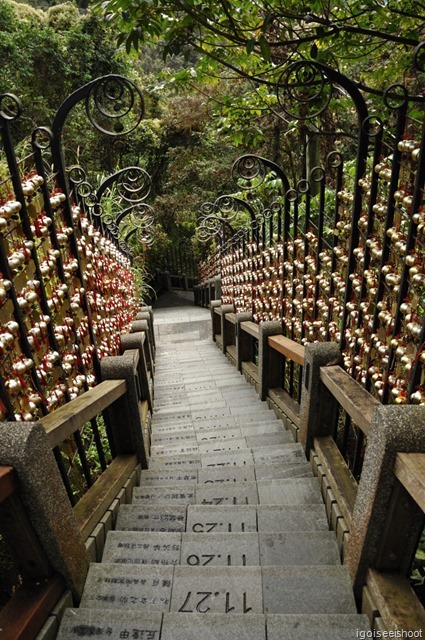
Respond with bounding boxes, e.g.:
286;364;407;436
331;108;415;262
220;303;235;355
345;405;425;598
258;321;283;401
235;312;253;372
210;300;222;342
0;422;89;600
214;276;222;300
101;351;150;468
298;342;342;453
130;319;154;376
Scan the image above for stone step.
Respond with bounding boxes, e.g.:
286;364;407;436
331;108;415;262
79;563;174;611
262;565;357;614
132;485;196;505
102;530;182;566
116;505;187;532
58;611;370;640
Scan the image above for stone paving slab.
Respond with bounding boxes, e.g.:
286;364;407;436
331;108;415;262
266;614;371;640
102;531;182;566
239;422;285;436
258;532;341;566
132;486;196;505
262;566;357;614
186;505;257;533
180;533;260;567
197;466;256;485
116;505;187;532
195;482;259;506
161;613;267;640
170;566;263;614
257;505;330;532
57;608;164;640
257;479;323;505
80;564;174;611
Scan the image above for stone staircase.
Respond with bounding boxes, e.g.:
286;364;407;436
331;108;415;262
57;307;370;639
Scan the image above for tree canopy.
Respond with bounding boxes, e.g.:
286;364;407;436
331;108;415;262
96;0;425;95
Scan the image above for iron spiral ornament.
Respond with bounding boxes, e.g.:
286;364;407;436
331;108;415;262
85;76;144;137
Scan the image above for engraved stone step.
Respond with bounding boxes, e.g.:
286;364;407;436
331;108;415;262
132;486;196;505
170;566;263;614
102;531;182;566
245;432;294;447
186;505;257;533
266;614;371;639
254;462;312;480
196;427;243;441
180;533;260;567
200;449;254;467
258;532;341;565
257;505;330;532
198;437;248;454
239;422;286;436
140;468;198;485
252;443;306;465
57;608;163;640
151;431;197;446
154;423;194;435
150;444;202;458
197;466;256;484
149;454;202;469
262;566;357;614
80;563;174;611
153;411;193;424
195;482;259;505
161;612;266;640
257;479;323;505
116;505;187;532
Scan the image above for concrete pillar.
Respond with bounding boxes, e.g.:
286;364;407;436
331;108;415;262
221;303;235;355
119;332;153;414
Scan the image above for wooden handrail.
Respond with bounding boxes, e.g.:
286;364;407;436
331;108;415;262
394;452;425;512
0;573;65;640
74;454;138;540
268;335;305;365
240;321;260;338
0;466;18;503
319;366;379;436
367;569;425;631
314;436;358;528
42;379;126;449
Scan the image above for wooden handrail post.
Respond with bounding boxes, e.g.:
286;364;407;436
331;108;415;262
101;351;149;469
0;423;89;600
345;405;425;598
258;321;283;401
299;342;342;453
235;312;253;372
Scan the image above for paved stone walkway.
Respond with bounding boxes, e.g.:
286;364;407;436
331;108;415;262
57;292;370;639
